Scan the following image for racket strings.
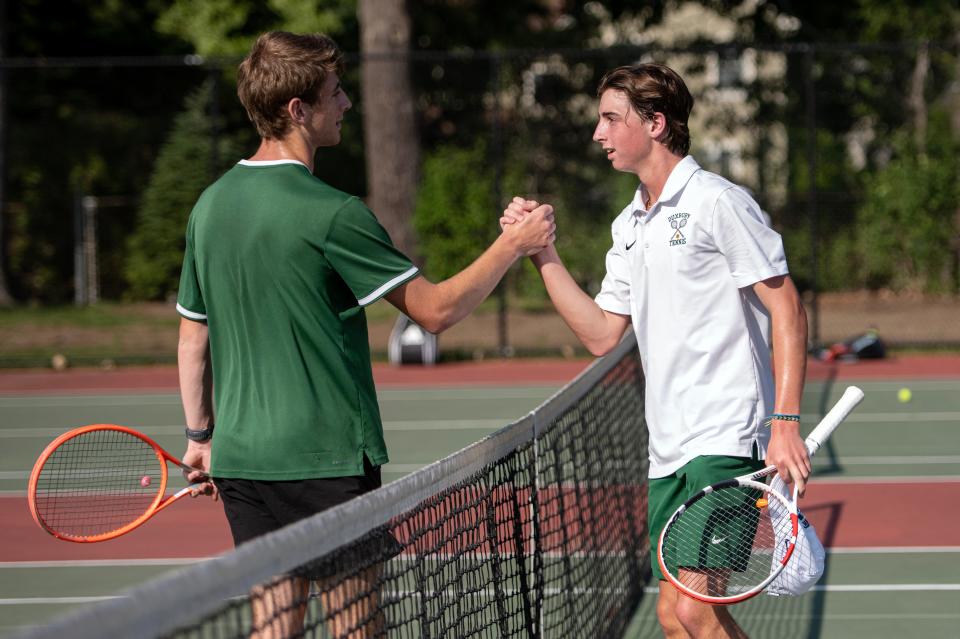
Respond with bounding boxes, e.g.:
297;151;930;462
34;429;164;538
662;486;793;598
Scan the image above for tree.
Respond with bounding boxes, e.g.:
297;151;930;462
358;0;419;259
124;81;247;300
0;0;13;306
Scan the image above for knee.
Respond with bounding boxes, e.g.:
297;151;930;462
656;592;685;637
673;595;715;637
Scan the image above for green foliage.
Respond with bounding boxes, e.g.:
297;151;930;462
155;0;357;56
855;113;960;292
124;81;248;300
413;142;497;280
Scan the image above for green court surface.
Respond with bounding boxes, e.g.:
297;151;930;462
1;379;959;637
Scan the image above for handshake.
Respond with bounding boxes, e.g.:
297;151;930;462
498;196;557;258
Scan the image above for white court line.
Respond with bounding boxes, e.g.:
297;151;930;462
0;558;203;568
5;583;960;607
0;546;960;570
0;387;557;408
807;380;960;390
813;455;960;465
0;418;509;439
840;411;960;422
808;475;960;484
0;596;122;605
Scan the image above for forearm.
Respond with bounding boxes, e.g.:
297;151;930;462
389;234;520;333
532;247;627;356
771;300;808;416
432;234;521;329
177;319;214;429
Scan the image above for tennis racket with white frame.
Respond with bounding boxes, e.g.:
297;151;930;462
28;424;208;543
656;385;864;604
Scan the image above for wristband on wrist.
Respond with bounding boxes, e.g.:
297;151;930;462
765;413;801;426
185;424;214;442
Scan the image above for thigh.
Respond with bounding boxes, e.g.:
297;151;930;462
674;454;765;572
648;473;687;581
214;477;284;547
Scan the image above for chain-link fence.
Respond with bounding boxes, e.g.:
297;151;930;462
2;40;958;348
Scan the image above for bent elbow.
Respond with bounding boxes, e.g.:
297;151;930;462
585;338;617;358
420;317;448;335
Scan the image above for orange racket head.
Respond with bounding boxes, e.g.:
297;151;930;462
27;424;169;542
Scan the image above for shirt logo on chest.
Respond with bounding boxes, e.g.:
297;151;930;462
668;212;689;246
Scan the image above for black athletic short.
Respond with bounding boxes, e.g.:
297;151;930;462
214;456;402;579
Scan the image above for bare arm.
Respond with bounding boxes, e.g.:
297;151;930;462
529;245;630;356
177;317;216;496
753;274;810;494
385;205;555;333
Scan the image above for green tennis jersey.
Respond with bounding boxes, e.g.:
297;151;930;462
176;160;418;480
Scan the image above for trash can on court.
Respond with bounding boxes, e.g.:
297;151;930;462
388;314;438;365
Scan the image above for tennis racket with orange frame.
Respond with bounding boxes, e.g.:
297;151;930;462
28;424;208;543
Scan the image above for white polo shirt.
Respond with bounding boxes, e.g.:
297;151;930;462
595;156;789;478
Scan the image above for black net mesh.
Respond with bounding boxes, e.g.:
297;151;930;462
17;337;648;639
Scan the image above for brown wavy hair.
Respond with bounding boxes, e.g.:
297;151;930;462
597;64;693;156
237;32;344;140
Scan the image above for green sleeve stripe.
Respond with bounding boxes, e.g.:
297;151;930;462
357;266;419;307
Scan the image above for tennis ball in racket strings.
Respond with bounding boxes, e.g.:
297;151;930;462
140;475;152;488
897;388;912;403
755;497;768;508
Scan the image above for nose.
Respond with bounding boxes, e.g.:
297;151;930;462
342;92;352;112
592;121;604;143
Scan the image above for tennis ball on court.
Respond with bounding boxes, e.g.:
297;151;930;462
897;388;912;403
140;476;152;488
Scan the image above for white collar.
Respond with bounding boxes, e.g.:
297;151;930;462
237;159;308;168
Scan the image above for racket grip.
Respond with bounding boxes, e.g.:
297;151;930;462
804;385;864;457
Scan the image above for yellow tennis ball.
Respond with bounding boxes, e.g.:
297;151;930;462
897;388;912;403
756;498;768;508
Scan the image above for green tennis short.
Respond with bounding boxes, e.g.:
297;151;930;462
649;452;765;581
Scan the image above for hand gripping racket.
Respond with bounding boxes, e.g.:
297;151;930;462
27;424;207;543
657;386;864;604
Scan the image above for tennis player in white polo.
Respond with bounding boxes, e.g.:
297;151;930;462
502;63;810;639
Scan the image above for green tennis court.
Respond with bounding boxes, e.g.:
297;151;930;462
2;374;959;638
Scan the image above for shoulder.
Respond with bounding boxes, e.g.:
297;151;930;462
684;170;766;225
685;167;739;205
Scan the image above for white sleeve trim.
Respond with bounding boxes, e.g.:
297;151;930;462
176;303;208;321
357;266;420;307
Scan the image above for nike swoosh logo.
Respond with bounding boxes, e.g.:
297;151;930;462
711;536;726;544
625;241;636;250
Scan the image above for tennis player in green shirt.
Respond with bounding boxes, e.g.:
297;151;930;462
176;31;555;639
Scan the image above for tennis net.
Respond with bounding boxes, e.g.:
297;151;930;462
15;335;649;639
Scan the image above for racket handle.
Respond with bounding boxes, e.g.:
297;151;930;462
804;385;864;457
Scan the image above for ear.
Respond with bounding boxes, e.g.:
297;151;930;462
286;97;306;127
648;112;668;140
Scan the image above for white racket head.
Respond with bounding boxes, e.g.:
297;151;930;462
657;477;799;605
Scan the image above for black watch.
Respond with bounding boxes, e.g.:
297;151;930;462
185;425;214;442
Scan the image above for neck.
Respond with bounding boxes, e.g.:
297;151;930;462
636;151;684;205
248;136;315;172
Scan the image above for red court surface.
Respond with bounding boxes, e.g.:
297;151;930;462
0;354;958;395
5;480;957;562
